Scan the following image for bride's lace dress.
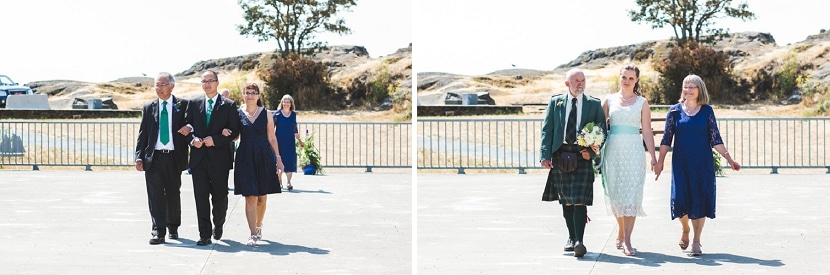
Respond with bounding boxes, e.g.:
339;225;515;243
602;95;647;217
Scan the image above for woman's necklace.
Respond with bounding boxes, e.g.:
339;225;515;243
683;103;701;116
620;93;636;102
244;106;260;119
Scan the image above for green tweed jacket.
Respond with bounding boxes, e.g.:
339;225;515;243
540;93;606;161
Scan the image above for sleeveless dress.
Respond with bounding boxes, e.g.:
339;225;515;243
233;108;281;196
602;95;647;217
274;110;299;173
660;104;723;220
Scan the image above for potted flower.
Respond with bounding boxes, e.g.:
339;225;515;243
297;130;323;175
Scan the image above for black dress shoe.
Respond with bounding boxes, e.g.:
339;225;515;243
574;241;587;257
196;238;212;246
149;236;165;245
213;227;223;240
563;238;575;252
169;232;179;240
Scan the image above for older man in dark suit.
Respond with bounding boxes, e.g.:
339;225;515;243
187;70;241;246
135;72;192;245
540;68;606;257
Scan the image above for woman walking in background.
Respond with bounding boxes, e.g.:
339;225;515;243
233;83;283;246
600;64;657;256
654;74;741;256
274;94;304;191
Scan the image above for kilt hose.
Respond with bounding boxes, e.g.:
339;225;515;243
542;144;595;205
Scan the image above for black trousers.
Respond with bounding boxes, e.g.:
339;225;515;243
191;155;230;239
144;151;182;237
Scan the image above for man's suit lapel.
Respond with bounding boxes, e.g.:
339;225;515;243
579;93;591;128
557;96;567;129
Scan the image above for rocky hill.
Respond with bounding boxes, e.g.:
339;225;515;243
28;44;412;112
417;31;830;109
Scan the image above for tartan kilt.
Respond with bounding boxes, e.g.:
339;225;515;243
542;155;595;205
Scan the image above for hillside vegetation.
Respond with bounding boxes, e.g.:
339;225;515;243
417;31;830;117
27;44;412;121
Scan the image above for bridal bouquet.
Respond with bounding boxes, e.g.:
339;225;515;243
577;122;605;174
576;122;605;149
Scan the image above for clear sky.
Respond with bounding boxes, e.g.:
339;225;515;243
415;0;829;75
2;0;411;84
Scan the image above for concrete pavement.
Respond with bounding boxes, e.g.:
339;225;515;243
0;171;411;274
418;172;830;274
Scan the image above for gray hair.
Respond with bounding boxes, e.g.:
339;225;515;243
680;74;710;105
157;72;175;84
280;94;296;111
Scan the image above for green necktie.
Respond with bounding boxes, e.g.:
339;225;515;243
206;98;214;124
160;101;170;145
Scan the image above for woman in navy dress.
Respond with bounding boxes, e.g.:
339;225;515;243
233;83;283;246
274;94;304;190
655;74;741;256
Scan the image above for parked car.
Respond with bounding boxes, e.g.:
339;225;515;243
0;75;33;108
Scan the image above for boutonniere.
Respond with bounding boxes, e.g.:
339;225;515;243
556;101;564;107
174;101;182;113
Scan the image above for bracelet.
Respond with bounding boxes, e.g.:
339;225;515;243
276;155;281;158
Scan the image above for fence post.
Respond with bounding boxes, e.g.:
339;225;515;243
457;167;465;174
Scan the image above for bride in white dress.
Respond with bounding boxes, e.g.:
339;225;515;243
600;64;658;256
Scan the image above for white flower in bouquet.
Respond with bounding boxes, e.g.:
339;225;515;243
576;122;605;148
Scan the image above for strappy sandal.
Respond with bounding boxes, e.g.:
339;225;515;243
255;225;262;240
679;230;690;250
623;246;636;256
615;239;623;250
689;242;702;256
287;183;293;191
246;235;257;246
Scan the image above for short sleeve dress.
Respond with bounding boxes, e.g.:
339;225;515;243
233;108;281;196
660;104;724;220
274;109;299;173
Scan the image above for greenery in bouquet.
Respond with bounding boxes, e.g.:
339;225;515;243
296;130;323;175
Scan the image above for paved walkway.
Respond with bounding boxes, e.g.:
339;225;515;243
418;172;830;274
3;170;828;274
0;171;411;274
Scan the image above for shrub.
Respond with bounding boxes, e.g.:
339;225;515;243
653;41;736;104
257;52;337;110
773;52;800;101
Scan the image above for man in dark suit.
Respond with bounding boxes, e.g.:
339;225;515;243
135;72;192;245
540;68;606;257
187;70;240;246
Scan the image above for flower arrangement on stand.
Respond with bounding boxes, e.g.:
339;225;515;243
576;122;605;174
296;129;323;175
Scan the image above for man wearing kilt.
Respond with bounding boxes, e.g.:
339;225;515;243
540;68;606;257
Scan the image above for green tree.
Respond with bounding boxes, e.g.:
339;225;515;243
629;0;756;44
237;0;356;57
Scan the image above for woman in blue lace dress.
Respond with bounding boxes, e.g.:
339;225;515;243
233;83;284;246
274;94;304;190
654;74;741;256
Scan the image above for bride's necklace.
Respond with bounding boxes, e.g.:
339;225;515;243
620;93;636;102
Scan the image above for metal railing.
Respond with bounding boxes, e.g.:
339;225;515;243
417;118;830;174
0;121;411;171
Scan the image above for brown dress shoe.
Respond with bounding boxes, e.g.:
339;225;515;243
574;241;587;257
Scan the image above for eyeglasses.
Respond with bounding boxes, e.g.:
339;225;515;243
244;92;260;96
683;86;698;90
154;83;171;88
201;79;218;84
